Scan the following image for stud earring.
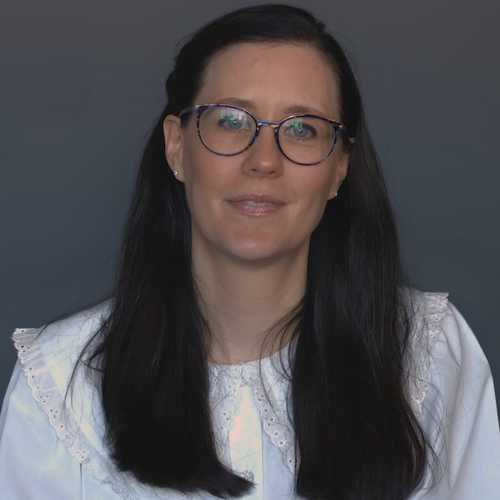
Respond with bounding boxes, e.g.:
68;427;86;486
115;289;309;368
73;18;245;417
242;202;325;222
173;170;178;176
334;192;338;198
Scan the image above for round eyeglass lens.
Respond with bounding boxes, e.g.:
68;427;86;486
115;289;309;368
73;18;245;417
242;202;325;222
199;106;256;155
278;116;336;165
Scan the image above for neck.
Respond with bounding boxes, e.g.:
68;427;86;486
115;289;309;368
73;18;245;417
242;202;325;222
192;240;307;365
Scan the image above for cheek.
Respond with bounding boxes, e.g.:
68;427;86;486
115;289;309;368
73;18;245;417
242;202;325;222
296;167;337;212
181;145;237;242
291;168;339;234
181;140;217;210
299;191;330;233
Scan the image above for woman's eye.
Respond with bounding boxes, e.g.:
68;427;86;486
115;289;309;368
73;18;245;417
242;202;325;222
218;114;249;130
284;119;317;139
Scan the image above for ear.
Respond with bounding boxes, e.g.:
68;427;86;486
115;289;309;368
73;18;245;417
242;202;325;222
328;150;350;200
163;115;185;182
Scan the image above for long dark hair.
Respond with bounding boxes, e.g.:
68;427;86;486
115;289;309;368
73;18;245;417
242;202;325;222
75;4;436;499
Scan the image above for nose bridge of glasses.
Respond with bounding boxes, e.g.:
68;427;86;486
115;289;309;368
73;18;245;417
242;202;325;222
253;121;281;148
256;120;281;130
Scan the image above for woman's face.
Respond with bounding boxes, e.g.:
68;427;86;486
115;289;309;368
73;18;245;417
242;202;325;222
164;43;349;265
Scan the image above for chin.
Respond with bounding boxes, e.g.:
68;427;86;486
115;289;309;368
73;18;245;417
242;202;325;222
222;239;290;264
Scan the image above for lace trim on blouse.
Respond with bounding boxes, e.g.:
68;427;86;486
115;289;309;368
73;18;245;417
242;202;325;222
12;328;182;500
209;351;296;473
407;292;449;416
12;291;449;500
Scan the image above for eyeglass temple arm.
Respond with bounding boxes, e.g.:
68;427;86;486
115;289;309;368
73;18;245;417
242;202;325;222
178;106;194;117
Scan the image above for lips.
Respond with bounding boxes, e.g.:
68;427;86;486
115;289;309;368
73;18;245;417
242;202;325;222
227;194;285;216
229;194;286;205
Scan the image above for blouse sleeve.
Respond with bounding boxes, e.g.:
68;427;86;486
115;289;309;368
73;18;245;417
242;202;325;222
420;301;500;499
0;360;83;500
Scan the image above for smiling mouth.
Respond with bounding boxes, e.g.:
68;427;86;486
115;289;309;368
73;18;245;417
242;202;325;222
228;194;286;205
228;199;284;216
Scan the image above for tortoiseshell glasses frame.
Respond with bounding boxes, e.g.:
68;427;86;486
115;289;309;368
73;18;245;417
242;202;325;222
178;103;352;166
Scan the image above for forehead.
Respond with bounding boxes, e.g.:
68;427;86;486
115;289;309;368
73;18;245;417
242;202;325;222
196;42;340;118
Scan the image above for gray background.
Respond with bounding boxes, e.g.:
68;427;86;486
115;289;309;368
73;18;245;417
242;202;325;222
1;0;499;418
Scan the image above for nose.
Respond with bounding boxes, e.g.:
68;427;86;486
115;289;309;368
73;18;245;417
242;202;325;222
240;125;284;177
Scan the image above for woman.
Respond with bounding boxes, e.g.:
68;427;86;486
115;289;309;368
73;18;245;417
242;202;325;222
1;4;499;499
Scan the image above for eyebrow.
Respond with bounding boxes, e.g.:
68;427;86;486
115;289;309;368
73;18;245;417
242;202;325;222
213;97;332;119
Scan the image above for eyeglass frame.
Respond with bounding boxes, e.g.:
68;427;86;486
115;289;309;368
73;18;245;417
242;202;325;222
178;103;352;166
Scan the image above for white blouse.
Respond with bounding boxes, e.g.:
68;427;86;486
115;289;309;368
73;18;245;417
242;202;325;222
1;291;499;499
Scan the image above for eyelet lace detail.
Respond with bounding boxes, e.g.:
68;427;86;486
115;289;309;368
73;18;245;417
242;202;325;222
407;292;449;416
209;364;244;462
12;328;179;500
247;371;295;473
209;347;296;474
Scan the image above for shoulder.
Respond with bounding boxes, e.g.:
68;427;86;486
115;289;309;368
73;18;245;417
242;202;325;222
403;289;490;416
407;288;491;384
407;291;500;496
406;288;495;420
11;298;114;437
432;300;490;373
13;299;113;374
426;297;494;413
7;300;196;499
8;299;148;498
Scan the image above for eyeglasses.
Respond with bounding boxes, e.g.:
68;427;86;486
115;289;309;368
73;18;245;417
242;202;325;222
178;103;349;166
